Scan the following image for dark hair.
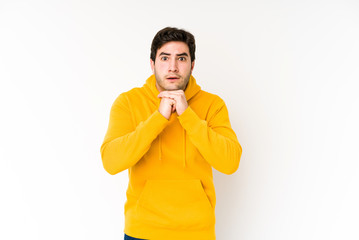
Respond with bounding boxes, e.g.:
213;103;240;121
150;27;196;63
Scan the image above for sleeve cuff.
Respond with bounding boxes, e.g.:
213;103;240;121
178;106;206;134
142;110;169;136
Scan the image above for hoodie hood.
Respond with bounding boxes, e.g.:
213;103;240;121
142;74;201;168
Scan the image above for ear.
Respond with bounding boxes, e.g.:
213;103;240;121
190;60;195;73
150;59;155;73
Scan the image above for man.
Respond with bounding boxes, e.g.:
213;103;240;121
100;27;242;240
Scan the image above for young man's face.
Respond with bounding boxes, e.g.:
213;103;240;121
151;41;195;92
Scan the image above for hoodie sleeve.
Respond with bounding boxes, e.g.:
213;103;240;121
100;93;168;175
178;98;242;175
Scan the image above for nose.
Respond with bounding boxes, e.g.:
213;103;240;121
169;59;178;72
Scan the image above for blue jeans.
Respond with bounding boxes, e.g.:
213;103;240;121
124;233;148;240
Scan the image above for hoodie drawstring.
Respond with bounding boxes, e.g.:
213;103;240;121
183;129;186;167
158;134;162;163
144;74;200;169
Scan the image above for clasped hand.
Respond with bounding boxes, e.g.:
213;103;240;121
158;90;188;120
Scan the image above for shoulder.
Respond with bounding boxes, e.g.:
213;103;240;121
113;87;143;102
195;89;226;106
111;87;144;111
189;89;228;121
121;87;143;98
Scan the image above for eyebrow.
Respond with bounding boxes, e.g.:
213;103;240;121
159;52;189;57
176;53;189;57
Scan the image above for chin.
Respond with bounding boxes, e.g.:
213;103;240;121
166;87;180;91
165;84;183;91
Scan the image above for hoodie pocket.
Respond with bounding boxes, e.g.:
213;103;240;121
136;179;215;230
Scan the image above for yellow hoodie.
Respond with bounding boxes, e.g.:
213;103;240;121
100;75;242;240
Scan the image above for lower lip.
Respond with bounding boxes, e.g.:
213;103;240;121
167;78;178;82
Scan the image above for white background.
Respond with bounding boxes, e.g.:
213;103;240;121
1;0;358;239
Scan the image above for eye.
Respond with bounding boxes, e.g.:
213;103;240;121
178;57;186;61
161;56;168;61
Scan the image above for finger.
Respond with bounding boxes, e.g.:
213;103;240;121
158;92;183;101
158;92;173;99
162;97;176;105
158;91;184;98
158;92;174;98
159;91;184;96
161;97;176;103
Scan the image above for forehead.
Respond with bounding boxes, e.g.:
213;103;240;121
156;41;190;56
